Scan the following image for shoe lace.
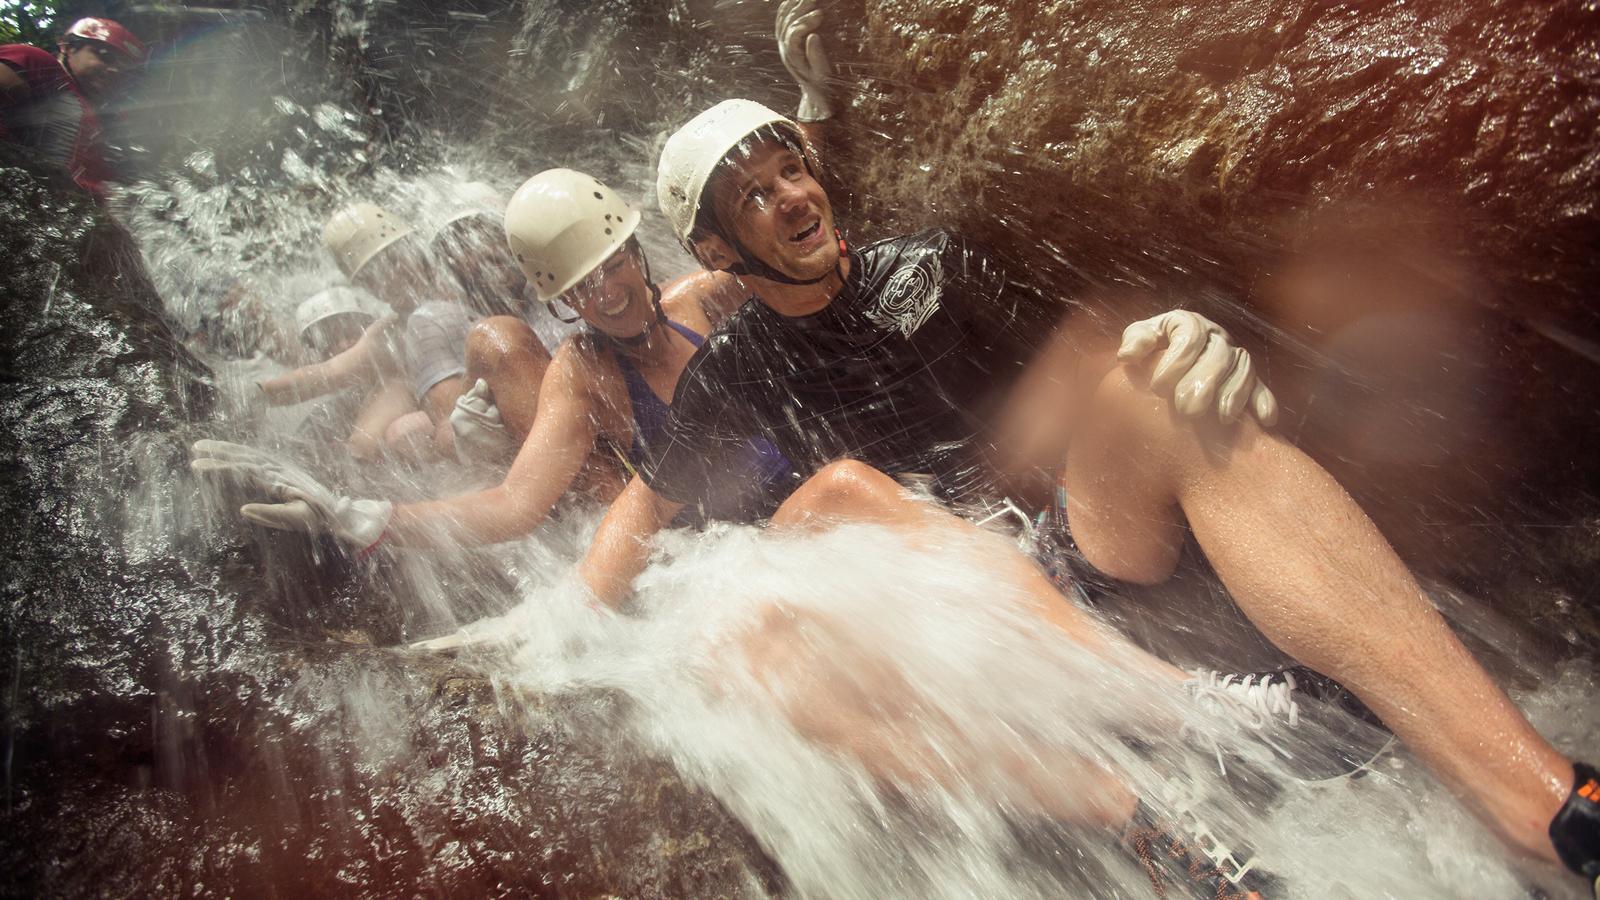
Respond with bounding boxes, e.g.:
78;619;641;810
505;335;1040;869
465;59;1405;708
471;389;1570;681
1184;669;1301;775
1187;669;1300;730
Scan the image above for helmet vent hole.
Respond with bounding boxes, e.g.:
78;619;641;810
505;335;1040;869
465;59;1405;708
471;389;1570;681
593;191;603;199
605;228;612;235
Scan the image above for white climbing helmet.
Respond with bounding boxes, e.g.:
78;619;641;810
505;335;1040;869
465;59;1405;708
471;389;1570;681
433;181;506;235
504;168;642;302
295;286;374;340
323;201;413;278
656;99;811;245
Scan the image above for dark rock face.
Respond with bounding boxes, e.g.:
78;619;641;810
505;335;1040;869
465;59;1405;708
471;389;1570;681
0;156;771;896
842;0;1599;320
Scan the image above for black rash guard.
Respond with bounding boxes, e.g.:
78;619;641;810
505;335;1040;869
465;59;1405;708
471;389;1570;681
643;228;1053;510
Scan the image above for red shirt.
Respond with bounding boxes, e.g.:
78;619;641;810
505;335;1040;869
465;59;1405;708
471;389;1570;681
0;44;111;199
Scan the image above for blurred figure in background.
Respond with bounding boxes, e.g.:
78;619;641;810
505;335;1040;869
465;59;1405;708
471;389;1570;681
287;286;399;447
253;202;421;460
385;181;553;463
0;17;145;200
296;286;376;362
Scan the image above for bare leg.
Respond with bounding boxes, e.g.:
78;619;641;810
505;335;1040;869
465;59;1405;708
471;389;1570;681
464;316;552;441
384;410;436;460
736;598;1137;828
347;380;416;461
1064;367;1571;861
727;460;1210;827
769;460;1183;676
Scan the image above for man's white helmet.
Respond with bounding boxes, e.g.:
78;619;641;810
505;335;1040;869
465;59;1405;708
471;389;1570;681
295;286;375;340
323;202;413;278
433;181;506;235
656;99;810;245
504;169;642;302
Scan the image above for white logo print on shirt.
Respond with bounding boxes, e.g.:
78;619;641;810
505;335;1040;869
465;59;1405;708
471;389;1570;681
868;260;941;338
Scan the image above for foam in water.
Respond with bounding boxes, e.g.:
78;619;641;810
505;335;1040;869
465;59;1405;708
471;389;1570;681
440;514;1591;898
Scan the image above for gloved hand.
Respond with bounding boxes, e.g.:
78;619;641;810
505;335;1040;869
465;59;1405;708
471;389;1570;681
1118;310;1279;427
449;378;516;464
190;439;393;552
777;0;835;122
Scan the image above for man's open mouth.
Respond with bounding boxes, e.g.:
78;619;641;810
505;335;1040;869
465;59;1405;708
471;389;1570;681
790;220;821;243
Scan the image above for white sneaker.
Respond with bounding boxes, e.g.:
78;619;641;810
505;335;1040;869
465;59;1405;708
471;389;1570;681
1185;669;1301;730
1187;667;1395;781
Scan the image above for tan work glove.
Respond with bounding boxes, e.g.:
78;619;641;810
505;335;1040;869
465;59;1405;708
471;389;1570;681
191;439;393;553
1119;310;1279;427
777;0;836;122
448;378;516;464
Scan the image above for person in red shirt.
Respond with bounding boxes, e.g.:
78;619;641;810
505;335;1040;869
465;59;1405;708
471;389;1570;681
0;17;146;199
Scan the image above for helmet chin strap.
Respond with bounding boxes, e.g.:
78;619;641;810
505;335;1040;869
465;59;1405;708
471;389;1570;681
726;227;850;287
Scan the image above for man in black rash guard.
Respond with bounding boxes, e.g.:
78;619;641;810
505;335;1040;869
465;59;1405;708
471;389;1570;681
650;226;1039;509
569;97;1600;888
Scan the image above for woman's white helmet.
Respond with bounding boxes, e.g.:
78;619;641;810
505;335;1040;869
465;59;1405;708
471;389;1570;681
323;202;413;278
295;286;375;340
656;99;811;245
504;169;642;302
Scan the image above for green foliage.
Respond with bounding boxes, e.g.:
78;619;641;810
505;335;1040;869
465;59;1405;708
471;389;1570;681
0;0;64;49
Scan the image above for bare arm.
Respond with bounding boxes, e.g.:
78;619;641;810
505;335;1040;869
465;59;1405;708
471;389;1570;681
577;477;685;608
258;317;399;405
386;350;603;546
668;269;747;325
0;64;27;104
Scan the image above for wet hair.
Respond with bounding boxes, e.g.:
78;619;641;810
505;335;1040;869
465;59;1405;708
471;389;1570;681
432;213;519;314
688;123;811;247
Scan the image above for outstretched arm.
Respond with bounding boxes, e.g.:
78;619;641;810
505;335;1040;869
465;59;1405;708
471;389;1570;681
388;350;603;545
258;315;399;405
194;349;614;553
577;477;685;608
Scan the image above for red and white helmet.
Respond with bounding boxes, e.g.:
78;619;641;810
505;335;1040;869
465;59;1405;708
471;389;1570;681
62;18;147;65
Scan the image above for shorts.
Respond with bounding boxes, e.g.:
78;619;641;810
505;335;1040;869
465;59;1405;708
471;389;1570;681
897;473;1106;606
401;302;475;401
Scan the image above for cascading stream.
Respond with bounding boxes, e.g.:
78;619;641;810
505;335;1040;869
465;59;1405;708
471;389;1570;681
2;0;1597;896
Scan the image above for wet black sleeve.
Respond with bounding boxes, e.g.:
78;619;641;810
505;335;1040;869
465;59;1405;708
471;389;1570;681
640;349;757;507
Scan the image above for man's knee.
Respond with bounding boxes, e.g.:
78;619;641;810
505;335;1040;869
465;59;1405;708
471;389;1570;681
808;459;904;507
1088;365;1266;470
775;459;906;524
465;316;539;373
383;410;433;453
